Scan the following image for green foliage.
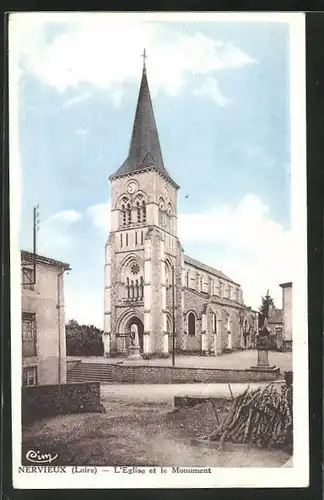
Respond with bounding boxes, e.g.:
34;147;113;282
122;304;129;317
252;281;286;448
66;320;104;356
258;290;275;328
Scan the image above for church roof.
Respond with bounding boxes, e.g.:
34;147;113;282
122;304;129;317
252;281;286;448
110;58;179;189
184;255;239;286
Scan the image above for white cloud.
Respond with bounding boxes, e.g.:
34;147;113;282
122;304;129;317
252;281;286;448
38;209;82;257
193;77;228;106
178;194;292;309
86;202;110;233
11;14;255;103
49;209;82;223
63;91;93;108
86;194;292;313
75;126;91;136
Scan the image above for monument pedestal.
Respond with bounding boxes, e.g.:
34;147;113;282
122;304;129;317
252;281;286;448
250;349;278;372
127;345;143;360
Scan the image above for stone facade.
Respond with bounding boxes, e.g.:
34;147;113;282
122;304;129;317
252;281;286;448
21;251;70;385
103;63;257;358
280;282;292;351
267;305;283;350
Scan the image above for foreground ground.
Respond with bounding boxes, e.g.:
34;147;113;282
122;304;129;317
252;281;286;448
22;383;291;468
100;381;282;403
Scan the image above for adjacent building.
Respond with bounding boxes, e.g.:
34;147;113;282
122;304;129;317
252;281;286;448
103;60;257;358
267;305;283;350
21;250;70;386
280;281;292;351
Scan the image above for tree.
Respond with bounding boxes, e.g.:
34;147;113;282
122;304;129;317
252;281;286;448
66;320;104;356
258;290;275;328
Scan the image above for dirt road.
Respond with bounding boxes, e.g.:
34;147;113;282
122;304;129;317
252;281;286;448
22;389;290;468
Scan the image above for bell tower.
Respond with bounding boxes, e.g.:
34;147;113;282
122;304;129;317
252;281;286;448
103;51;184;358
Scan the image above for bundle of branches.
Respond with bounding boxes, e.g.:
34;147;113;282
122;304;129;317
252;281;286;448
209;383;293;453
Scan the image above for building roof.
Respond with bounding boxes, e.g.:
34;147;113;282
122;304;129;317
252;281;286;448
268;307;283;324
21;250;71;271
109;63;179;189
184;254;239;285
280;281;292;288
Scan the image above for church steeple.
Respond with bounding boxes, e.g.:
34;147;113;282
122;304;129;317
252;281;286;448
110;50;178;188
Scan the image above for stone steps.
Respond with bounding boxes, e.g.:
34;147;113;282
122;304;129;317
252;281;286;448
67;363;114;383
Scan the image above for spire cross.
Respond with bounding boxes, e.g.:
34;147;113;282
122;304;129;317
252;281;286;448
141;48;147;69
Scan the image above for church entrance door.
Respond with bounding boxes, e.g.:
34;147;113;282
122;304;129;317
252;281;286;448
127;317;144;353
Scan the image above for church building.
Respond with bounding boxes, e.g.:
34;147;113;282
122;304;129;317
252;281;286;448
103;57;257;358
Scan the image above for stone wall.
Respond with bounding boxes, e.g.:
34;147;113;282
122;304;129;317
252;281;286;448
182;288;251;354
282;285;292;342
22;382;102;424
105;364;280;384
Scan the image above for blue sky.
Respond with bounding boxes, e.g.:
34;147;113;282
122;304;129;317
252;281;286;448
13;14;293;327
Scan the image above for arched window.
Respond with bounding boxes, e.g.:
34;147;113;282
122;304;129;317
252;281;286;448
121;257;144;302
140;276;144;299
121;204;126;227
134;196;146;225
136;201;141;223
126;277;130;299
142;200;146;223
166;203;172;232
188;312;196;336
165;260;173;305
158;199;165;227
127;203;132;226
212;313;217;333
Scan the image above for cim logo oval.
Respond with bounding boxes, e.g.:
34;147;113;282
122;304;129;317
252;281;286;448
26;450;59;464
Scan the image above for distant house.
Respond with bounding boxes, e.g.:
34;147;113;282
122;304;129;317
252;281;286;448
279;282;292;351
21;250;71;386
268;306;283;350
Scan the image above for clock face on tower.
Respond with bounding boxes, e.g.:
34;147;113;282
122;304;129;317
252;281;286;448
127;181;137;194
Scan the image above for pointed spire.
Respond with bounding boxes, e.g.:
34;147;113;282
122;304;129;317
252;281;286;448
110;51;178;188
141;48;147;71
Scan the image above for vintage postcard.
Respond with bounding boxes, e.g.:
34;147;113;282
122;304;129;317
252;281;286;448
9;12;308;489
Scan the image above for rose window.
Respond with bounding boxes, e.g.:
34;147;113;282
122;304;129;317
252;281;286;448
131;263;140;275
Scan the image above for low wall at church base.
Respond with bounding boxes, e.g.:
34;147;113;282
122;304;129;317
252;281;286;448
108;364;281;384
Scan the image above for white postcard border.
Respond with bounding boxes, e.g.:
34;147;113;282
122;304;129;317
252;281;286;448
10;11;308;489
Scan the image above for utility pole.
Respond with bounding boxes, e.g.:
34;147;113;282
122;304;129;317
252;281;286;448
172;263;176;367
33;205;40;283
